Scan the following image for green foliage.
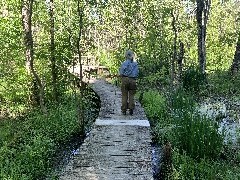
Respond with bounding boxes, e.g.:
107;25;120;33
97;49;120;74
172;149;240;180
172;149;215;179
171;90;223;160
182;66;206;93
206;1;237;72
142;88;224;160
208;70;240;96
141;90;167;120
0;91;99;179
139;66;170;89
0;1;30;116
141;90;173;143
140;88;237;178
172;104;224;160
1;0;240;179
169;89;196;111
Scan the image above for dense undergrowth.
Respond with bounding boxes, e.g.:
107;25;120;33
139;69;240;179
0;89;99;179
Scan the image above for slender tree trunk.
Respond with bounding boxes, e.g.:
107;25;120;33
48;0;58;102
171;10;178;87
178;41;184;83
230;34;240;75
22;0;47;113
77;0;84;134
196;0;211;74
196;0;204;73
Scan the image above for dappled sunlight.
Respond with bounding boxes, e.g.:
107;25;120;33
1;0;240;179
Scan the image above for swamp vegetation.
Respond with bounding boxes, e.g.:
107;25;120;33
1;0;240;179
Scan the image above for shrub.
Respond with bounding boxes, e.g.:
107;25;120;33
141;90;173;143
182;66;206;93
141;90;166;121
0;90;99;179
172;148;240;180
208;70;240;96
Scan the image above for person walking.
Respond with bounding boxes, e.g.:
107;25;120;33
119;50;139;115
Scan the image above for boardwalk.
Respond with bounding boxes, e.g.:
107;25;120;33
60;79;153;180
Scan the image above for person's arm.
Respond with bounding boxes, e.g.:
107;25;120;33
119;61;127;76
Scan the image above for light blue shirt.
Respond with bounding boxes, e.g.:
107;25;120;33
119;59;139;78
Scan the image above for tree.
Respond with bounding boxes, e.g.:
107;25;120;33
230;33;240;75
77;0;85;134
196;0;211;74
22;0;46;113
171;8;178;87
47;0;58;102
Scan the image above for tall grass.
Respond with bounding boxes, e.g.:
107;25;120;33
140;89;240;179
0;91;99;179
142;89;224;160
141;90;170;143
170;90;224;160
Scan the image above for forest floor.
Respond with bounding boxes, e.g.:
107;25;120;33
59;78;154;179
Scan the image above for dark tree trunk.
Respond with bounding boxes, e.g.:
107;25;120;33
230;34;240;75
196;0;205;73
196;0;211;74
48;0;58;102
22;0;47;113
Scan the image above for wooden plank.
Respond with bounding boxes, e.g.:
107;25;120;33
59;79;153;180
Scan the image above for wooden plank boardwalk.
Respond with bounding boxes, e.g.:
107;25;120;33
60;79;153;180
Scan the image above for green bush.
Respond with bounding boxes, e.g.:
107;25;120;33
141;90;173;143
172;149;215;180
141;89;224;160
139;67;170;88
172;148;240;180
182;66;206;93
173;113;223;160
208;70;240;96
1;135;55;179
141;90;166;121
169;89;196;112
0;91;99;179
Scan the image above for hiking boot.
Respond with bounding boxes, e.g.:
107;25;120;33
129;109;133;115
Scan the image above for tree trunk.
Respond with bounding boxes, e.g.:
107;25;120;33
22;0;47;114
196;0;205;73
171;10;178;87
77;0;85;134
230;34;240;75
48;0;58;102
178;41;184;82
196;0;211;74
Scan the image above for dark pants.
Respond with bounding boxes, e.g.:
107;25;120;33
121;77;137;111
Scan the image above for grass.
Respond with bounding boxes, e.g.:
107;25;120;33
0;90;99;179
140;88;240;179
172;148;240;180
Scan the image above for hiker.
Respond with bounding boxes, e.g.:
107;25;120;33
119;50;139;115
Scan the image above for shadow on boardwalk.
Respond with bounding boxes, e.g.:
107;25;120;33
59;79;153;180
